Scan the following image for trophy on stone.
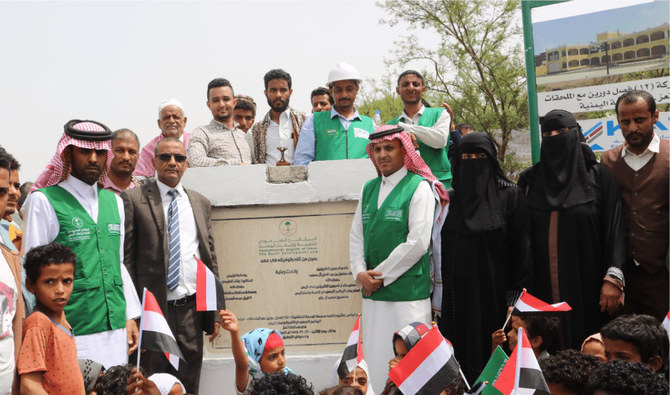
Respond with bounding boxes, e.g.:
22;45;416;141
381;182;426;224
276;146;289;166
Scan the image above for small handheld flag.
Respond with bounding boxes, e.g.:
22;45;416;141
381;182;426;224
137;288;184;371
337;315;364;380
502;290;571;329
493;327;549;395
389;326;461;395
195;256;226;311
513;290;571;314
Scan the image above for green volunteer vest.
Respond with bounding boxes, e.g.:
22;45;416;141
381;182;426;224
313;111;372;161
388;107;452;189
40;185;126;336
361;172;431;301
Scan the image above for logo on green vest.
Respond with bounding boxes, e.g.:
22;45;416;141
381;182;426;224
361;204;370;224
353;128;369;139
326;129;337;137
383;209;404;222
108;223;121;235
72;217;83;228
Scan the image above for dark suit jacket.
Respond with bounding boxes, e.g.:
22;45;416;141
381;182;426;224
121;180;219;333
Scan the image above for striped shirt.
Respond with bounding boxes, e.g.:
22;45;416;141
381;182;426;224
187;119;252;167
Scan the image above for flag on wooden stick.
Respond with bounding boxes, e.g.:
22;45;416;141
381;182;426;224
337;315;365;379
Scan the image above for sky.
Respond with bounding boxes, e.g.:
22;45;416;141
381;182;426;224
0;0;441;181
532;0;668;54
1;0;663;182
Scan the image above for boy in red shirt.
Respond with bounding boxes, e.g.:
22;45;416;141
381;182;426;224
18;243;84;394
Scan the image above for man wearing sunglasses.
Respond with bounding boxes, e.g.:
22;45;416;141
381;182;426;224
121;138;220;394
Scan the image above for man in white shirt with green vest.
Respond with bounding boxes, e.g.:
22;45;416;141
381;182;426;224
23;120;141;368
294;62;374;165
349;125;449;392
387;70;453;189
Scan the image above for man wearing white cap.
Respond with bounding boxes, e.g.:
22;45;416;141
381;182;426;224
294;62;374;165
23;120;141;368
134;98;190;178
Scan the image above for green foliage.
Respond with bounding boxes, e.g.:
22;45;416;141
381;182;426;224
358;94;404;123
501;153;531;183
375;0;529;164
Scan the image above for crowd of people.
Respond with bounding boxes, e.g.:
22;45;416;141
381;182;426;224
0;60;667;395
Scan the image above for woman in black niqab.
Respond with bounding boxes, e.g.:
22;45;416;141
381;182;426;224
439;132;532;382
517;109;626;351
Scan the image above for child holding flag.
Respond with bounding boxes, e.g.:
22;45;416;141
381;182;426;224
220;309;294;394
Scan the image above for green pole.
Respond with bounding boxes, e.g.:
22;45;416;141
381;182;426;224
521;0;570;164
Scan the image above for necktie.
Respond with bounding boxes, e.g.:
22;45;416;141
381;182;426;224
166;189;180;291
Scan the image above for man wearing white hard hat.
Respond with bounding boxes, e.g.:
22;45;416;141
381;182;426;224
134;98;190;178
294;62;374;165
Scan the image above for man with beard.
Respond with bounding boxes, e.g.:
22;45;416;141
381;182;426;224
294;63;374;165
189;78;252;166
104;129;141;194
251;69;307;165
135;98;190;178
601;90;668;321
438;132;532;382
387;70;453;189
350;125;448;392
23;120;141;368
517;110;626;350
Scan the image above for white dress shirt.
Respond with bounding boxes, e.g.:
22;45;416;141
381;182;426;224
349;166;436;287
396;105;451;149
22;175;142;368
621;133;660;171
155;180;201;301
265;110;295;166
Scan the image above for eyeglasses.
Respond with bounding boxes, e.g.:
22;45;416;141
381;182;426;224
157;153;187;163
0;187;7;195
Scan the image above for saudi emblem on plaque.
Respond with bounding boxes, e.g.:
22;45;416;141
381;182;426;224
279;219;297;237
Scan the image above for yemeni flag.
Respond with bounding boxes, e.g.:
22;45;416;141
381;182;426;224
493;327;549;395
137;288;184;371
389;326;460;395
512;290;571;314
195;256;226;311
338;315;364;379
663;311;670;340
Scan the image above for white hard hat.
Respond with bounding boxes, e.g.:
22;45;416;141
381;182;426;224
327;62;361;86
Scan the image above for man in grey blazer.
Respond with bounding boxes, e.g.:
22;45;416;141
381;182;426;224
122;137;220;394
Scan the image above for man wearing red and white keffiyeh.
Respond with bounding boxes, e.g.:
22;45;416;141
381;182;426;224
350;124;449;393
23;120;141;369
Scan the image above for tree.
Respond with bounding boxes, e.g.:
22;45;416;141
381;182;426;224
357;77;405;123
377;0;528;160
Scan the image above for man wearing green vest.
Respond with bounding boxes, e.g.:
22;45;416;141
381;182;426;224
23;120;141;369
388;70;453;189
294;62;374;165
349;125;449;393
